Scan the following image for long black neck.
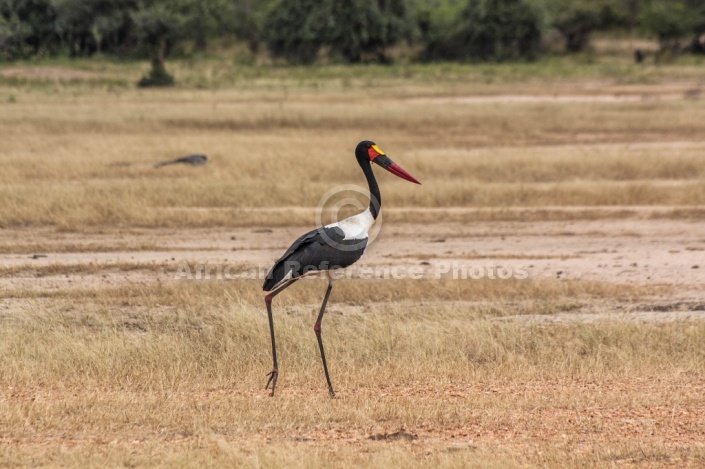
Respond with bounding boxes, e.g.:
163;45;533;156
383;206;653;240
360;160;381;219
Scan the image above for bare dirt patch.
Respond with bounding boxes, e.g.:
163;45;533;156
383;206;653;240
2;216;702;292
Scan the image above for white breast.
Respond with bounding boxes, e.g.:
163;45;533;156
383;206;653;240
326;208;375;240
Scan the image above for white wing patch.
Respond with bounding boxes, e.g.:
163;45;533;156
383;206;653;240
326;208;375;240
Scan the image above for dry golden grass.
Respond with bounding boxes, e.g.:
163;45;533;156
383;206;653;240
2;60;705;467
1;68;705;229
0;261;174;277
1;278;704;467
0;276;666;310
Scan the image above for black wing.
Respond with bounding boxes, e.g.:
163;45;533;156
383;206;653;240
262;226;367;291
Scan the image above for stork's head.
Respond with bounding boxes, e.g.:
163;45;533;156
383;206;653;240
355;140;421;185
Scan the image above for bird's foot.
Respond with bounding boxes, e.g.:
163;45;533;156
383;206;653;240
265;368;278;396
328;387;336;399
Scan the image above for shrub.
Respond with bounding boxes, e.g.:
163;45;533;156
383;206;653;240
424;0;542;62
261;0;326;64
638;0;698;57
262;0;413;64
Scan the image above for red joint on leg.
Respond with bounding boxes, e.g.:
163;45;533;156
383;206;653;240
265;293;274;305
314;321;322;334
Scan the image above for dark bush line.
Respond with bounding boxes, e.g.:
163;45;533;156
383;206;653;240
1;0;704;85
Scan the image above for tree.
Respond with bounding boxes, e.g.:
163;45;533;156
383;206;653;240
262;0;413;64
232;0;261;54
0;0;58;59
536;0;632;53
424;0;541;61
685;0;705;54
0;10;32;59
132;1;185;86
261;0;326;64
132;0;229;86
326;0;413;63
553;4;601;52
53;0;136;57
692;15;705;54
182;0;239;53
639;0;698;58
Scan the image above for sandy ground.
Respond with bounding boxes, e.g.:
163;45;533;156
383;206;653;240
2;213;703;319
2;212;705;465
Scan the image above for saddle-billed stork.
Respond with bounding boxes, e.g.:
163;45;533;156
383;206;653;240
262;140;421;397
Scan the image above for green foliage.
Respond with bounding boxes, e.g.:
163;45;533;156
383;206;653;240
53;0;136;57
553;4;601;52
131;1;182;48
179;0;239;52
261;0;326;64
412;0;465;40
424;0;541;62
3;0;705;65
638;0;701;55
231;0;271;54
692;5;705;54
531;0;632;53
262;0;413;64
1;0;236;62
0;0;58;59
326;0;413;63
0;11;31;59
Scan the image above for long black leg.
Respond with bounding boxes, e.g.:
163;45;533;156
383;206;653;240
264;279;297;397
314;277;336;397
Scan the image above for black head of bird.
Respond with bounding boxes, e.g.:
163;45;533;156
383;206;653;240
355;140;421;185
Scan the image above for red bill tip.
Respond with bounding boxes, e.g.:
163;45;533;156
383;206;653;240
388;162;421;185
